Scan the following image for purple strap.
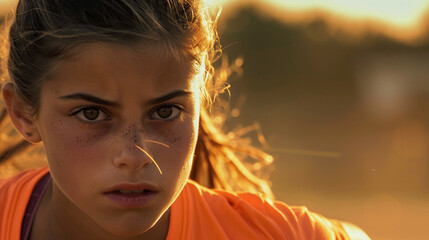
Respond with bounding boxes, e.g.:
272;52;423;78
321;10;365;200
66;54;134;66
20;173;51;240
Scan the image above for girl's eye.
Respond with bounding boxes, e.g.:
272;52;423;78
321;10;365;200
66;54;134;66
74;107;109;122
151;105;181;120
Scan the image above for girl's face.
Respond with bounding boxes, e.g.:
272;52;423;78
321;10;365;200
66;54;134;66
34;42;202;237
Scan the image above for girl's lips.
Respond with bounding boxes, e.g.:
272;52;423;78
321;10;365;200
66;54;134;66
103;182;159;193
104;191;157;209
103;182;159;209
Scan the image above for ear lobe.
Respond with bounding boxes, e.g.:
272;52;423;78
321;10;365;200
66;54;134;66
2;82;42;143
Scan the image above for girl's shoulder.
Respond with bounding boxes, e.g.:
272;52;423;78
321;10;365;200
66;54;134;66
0;167;49;240
169;180;370;240
0;167;49;189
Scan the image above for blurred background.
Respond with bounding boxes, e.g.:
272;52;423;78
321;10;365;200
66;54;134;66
2;0;429;239
216;1;429;239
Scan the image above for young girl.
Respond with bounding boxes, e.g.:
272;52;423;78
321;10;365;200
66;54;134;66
0;0;370;239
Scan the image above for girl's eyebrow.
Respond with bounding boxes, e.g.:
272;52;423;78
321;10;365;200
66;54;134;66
59;93;119;107
58;90;193;106
148;90;192;105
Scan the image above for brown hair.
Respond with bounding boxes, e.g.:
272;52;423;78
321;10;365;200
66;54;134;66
0;0;273;198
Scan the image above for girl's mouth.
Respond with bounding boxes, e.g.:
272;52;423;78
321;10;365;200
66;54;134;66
104;183;158;208
116;189;150;194
104;190;157;208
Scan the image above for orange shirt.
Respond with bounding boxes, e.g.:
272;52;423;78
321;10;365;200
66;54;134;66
168;180;352;240
0;168;366;240
0;168;49;240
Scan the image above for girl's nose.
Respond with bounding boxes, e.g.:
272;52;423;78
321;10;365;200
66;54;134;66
112;123;154;171
112;142;153;172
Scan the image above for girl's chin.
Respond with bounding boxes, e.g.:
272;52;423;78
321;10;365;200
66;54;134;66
100;222;154;238
96;209;170;238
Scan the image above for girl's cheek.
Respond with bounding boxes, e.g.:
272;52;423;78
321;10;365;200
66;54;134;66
153;126;181;145
74;127;107;145
59;117;111;146
53;118;111;162
160;121;197;157
151;113;197;145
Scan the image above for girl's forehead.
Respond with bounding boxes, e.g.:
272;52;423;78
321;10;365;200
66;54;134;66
48;41;202;81
67;41;199;67
42;41;204;100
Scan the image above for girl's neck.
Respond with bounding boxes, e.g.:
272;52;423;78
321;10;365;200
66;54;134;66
30;181;170;240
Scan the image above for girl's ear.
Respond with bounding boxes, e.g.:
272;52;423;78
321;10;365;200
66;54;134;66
2;82;42;143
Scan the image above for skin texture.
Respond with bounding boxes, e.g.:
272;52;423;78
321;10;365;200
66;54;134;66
3;42;203;240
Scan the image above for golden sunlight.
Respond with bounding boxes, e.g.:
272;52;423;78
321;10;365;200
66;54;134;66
221;0;429;43
221;0;428;27
266;0;426;27
0;0;15;14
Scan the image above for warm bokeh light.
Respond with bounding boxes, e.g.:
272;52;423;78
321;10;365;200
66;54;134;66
216;1;429;239
0;0;15;14
222;0;428;27
221;0;429;43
